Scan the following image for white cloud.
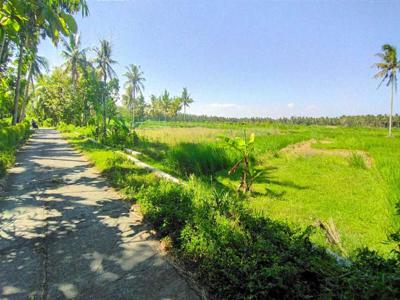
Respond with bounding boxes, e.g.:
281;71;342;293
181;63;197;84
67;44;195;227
287;102;295;109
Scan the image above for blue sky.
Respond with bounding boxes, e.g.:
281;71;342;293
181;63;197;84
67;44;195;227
38;0;400;118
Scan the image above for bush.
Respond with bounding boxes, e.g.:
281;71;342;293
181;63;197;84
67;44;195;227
0;122;31;176
42;118;54;127
135;176;400;299
138;181;194;240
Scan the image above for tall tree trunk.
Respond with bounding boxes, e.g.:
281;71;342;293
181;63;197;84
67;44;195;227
12;39;24;125
19;62;33;122
102;73;107;138
0;35;7;62
389;81;394;137
0;35;8;66
184;104;186;121
131;89;135;129
83;95;88;126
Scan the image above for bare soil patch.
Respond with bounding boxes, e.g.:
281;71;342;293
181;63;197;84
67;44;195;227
281;139;373;168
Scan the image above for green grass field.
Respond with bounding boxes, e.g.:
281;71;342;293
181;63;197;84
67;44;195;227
132;121;399;255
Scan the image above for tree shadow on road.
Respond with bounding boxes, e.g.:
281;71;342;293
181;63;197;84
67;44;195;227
0;129;197;299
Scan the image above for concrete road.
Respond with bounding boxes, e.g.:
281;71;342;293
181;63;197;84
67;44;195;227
0;129;199;300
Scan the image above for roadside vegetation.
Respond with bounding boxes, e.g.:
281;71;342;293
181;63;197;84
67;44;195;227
0;120;30;177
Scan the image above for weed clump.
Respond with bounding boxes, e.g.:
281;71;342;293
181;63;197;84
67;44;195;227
347;152;367;169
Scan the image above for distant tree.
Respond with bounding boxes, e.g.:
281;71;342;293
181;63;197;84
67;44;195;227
149;94;162;120
135;94;146;122
160;90;171;121
170;96;183;119
93;39;117;137
123;64;145;127
374;44;399;137
180;87;193;120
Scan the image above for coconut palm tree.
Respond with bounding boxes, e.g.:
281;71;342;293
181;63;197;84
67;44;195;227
374;44;399;137
161;90;171;121
94;40;117;83
19;52;49;121
93;39;117;136
180;87;193;120
9;0;89;125
61;33;87;85
123;64;145;127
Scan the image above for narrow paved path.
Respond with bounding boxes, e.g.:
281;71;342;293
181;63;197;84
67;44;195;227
0;129;199;300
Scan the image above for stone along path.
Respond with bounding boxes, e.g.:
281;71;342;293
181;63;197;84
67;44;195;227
0;129;199;300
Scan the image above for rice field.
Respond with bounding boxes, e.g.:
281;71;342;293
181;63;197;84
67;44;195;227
134;121;400;255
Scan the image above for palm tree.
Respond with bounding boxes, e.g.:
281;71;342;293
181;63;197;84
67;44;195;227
19;52;49;121
123;64;145;127
61;33;87;85
180;87;193;120
161;90;171;121
374;44;399;137
10;0;89;125
93;39;117;137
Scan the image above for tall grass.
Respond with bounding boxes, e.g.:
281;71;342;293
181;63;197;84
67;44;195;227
347;152;367;169
166;142;239;177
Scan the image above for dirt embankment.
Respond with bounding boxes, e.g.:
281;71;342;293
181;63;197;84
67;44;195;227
281;139;373;168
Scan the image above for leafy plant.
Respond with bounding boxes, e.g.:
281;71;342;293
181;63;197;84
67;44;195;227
220;131;263;193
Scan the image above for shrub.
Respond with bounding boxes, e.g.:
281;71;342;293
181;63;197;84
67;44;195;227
138;180;193;240
0;122;31;176
134;176;400;299
42;118;54;127
166;142;238;177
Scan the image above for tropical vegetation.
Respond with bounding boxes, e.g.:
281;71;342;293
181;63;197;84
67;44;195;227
1;1;400;298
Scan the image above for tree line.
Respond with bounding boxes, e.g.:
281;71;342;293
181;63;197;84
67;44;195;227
151;113;400;128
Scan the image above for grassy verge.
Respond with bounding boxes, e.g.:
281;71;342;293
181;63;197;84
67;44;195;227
0;121;31;178
61;126;400;299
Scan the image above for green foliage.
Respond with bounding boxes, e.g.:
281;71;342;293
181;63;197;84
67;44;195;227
137;175;400;299
138;181;193;240
0;121;30;176
166;142;238;177
105;117;139;147
220;132;263;193
347;152;367;169
342;248;400;298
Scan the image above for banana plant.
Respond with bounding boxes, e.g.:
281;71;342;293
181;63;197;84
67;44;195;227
220;131;263;193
